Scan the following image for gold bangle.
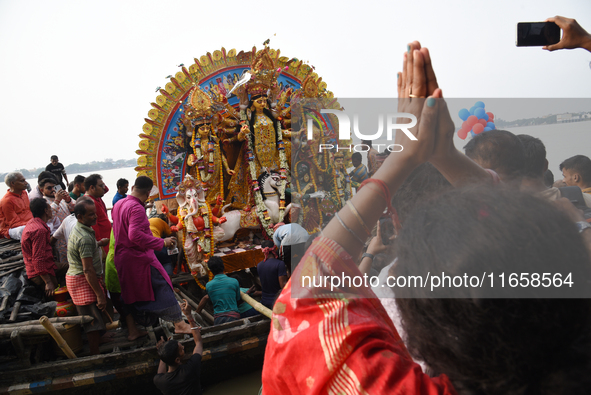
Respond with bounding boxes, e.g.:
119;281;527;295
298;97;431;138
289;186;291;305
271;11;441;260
346;201;371;236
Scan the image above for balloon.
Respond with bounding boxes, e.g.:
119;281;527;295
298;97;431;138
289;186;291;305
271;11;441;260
469;106;477;115
483;127;492;132
458;128;469;140
473;124;485;134
478;119;487;127
475;101;485;108
483;113;489;121
458;108;470;121
474;108;486;119
467;115;478;126
487;122;495;129
486;112;494;120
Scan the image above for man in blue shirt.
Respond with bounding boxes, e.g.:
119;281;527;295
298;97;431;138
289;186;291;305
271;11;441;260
257;240;288;309
204;256;241;325
112;178;128;207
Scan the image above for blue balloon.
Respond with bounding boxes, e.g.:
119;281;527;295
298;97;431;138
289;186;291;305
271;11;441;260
469;106;477;115
483;113;489;121
458;108;470;121
474;108;486;119
487;122;495;128
483;127;492;132
475;101;485;108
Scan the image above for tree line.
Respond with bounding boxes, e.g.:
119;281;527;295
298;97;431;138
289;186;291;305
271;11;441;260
1;158;137;182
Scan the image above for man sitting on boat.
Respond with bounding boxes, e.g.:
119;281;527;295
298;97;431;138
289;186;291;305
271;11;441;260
0;172;33;240
204;256;241;325
66;196;112;355
21;198;63;296
154;299;203;395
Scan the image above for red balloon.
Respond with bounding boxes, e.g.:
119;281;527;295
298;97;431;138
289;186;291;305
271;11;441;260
486;112;494;120
478;119;487;127
458;128;469;140
473;124;485;134
467;115;478;126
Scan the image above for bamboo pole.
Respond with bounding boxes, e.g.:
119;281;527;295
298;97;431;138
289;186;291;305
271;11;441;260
0;255;23;264
0;260;24;269
0;315;94;329
0;267;24;278
39;316;77;359
0;296;9;312
240;291;272;319
9;302;21;322
0;323;67;337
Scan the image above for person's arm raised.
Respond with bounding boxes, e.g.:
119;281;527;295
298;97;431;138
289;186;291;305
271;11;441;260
544;16;591;53
180;299;203;355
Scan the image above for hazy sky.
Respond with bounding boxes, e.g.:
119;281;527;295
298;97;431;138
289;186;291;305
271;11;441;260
1;0;590;172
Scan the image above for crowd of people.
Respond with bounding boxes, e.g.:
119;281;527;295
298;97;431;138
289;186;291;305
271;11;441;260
0;161;295;394
1;14;591;395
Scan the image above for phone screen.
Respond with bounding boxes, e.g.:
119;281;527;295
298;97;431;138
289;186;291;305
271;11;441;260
516;22;560;47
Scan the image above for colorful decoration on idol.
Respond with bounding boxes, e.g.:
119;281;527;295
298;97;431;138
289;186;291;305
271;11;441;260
183;85;236;203
228;44;291;236
457;101;496;140
172;175;226;281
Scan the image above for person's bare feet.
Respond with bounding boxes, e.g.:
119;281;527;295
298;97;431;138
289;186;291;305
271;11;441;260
128;329;148;341
174;320;192;334
125;315;148;341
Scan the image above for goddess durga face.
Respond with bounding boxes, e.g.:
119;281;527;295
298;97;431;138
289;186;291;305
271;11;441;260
197;123;211;139
251;96;268;112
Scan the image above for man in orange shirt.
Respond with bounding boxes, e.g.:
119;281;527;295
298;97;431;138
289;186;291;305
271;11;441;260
0;172;33;240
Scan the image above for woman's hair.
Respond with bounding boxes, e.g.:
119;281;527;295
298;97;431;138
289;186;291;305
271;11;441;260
248;95;279;147
394;185;591;394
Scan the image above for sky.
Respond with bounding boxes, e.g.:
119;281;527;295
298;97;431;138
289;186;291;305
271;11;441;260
0;0;590;173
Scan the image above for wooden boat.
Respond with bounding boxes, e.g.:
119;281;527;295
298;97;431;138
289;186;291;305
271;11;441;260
0;239;271;394
0;315;269;394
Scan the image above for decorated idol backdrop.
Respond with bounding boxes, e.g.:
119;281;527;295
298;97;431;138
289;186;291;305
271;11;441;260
136;45;350;276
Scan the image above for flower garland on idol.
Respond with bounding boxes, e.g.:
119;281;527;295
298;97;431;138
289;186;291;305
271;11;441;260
188;128;217;257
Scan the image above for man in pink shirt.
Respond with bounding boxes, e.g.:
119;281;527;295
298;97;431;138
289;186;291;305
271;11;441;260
0;172;33;240
112;176;190;334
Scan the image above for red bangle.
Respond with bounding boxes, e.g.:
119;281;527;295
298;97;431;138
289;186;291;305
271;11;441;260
358;178;402;232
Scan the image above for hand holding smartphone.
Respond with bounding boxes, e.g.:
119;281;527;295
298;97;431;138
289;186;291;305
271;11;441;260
516;22;561;47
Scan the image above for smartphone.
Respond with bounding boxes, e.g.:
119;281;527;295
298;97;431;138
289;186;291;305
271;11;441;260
379;217;395;246
54;184;62;193
516;22;560;47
